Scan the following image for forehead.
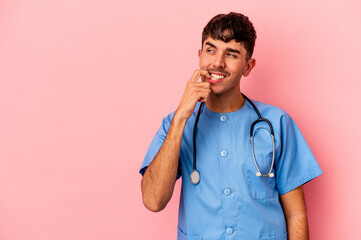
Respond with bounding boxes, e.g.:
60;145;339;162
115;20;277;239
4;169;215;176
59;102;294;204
202;37;245;51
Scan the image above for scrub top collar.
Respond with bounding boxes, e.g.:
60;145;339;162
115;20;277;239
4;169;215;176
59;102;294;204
202;97;253;116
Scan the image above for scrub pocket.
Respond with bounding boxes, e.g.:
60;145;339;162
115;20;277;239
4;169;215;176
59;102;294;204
177;226;202;240
260;232;287;240
246;127;276;200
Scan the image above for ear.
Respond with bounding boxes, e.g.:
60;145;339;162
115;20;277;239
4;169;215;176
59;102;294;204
243;58;256;77
198;49;202;59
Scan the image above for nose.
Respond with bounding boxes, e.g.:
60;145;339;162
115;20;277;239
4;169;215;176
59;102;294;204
212;53;226;69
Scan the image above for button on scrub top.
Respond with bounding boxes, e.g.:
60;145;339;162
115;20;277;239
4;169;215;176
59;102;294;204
139;99;323;240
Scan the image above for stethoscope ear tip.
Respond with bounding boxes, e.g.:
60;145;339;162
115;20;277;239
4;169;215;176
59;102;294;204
256;172;275;177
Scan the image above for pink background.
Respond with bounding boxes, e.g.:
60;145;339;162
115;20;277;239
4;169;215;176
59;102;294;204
1;0;360;239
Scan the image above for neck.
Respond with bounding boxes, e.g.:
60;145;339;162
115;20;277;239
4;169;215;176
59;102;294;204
205;89;245;113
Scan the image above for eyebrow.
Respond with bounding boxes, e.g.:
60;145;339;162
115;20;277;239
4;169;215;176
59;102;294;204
205;41;241;54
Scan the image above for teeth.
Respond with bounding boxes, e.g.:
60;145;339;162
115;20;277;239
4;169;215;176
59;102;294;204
211;74;225;80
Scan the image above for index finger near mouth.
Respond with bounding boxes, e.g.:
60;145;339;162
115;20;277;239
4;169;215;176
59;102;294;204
199;70;212;82
189;70;203;83
199;69;211;77
194;70;212;82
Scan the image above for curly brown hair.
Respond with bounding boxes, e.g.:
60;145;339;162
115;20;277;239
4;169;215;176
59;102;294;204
201;12;257;60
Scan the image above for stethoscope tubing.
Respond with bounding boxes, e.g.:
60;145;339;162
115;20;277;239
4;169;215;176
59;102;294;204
192;102;204;171
191;93;275;185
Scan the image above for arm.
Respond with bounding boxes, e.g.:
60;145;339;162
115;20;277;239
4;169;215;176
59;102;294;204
280;185;309;240
141;114;187;212
141;70;211;212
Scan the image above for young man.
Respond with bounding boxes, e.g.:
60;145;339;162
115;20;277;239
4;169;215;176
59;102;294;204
139;12;322;240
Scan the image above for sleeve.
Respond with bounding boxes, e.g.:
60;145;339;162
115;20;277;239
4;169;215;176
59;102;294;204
138;114;182;180
275;113;323;195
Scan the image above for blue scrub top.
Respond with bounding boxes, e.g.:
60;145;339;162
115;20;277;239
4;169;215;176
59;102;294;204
139;98;323;240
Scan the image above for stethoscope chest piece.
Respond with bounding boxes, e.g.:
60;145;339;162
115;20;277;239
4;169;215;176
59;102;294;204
190;170;200;184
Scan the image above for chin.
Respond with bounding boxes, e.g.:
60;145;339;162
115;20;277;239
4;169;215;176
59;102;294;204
210;88;225;96
210;85;236;96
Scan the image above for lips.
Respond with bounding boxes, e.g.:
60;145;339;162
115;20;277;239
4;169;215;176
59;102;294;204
207;72;227;84
209;71;227;77
207;78;224;84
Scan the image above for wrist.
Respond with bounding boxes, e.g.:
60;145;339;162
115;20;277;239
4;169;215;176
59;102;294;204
173;111;189;126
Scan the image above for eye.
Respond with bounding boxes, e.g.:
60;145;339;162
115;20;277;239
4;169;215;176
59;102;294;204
206;49;214;53
227;53;237;58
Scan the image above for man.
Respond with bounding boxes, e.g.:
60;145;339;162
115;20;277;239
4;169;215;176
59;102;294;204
139;12;322;240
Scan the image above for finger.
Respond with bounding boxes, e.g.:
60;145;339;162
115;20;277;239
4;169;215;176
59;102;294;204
189;69;212;83
197;96;209;103
198;70;212;83
189;70;202;83
192;82;211;88
189;85;211;95
199;69;212;79
195;91;211;101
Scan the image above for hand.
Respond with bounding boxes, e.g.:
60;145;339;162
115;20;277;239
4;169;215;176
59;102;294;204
175;69;212;121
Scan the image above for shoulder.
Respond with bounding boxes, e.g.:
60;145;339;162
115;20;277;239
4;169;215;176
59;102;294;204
247;99;295;130
249;99;289;118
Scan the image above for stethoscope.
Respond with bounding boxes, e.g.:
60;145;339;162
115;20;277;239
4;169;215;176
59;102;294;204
190;93;275;185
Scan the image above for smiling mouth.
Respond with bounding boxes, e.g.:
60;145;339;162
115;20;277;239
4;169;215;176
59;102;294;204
210;73;226;80
207;73;227;83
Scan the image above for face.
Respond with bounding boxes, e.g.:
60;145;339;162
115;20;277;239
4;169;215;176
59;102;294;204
198;37;256;96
